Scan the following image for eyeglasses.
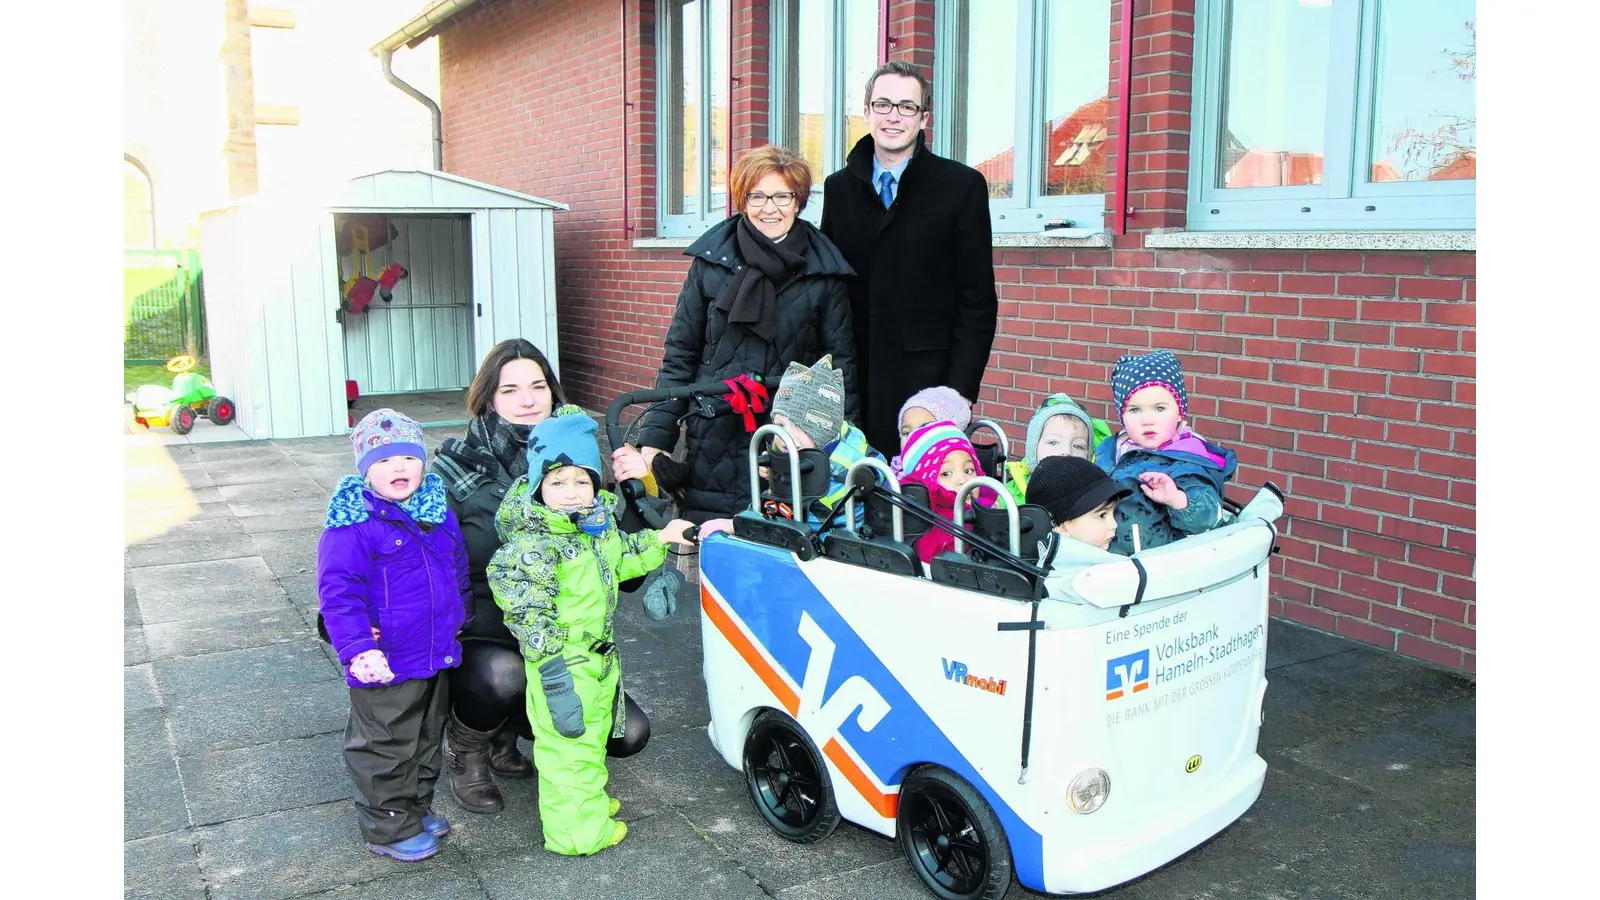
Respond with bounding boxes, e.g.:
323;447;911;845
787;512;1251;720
869;98;926;118
746;191;797;209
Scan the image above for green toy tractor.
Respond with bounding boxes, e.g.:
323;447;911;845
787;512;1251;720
126;355;237;435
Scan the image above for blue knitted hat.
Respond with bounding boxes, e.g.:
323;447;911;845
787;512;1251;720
526;405;603;486
1111;350;1189;418
350;408;426;476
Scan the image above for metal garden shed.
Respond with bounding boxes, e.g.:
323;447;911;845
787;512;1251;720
198;168;567;440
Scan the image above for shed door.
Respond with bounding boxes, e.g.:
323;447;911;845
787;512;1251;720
340;215;474;395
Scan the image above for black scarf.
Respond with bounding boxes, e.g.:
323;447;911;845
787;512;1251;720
718;215;809;342
432;413;532;500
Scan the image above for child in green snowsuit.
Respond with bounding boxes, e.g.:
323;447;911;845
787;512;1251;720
1005;393;1114;505
487;406;694;855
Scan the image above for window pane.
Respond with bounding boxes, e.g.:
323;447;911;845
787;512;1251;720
781;0;829;191
1040;0;1111;197
1217;0;1332;189
842;0;878;155
947;0;1018;199
1367;2;1475;182
665;0;699;216
709;0;729;215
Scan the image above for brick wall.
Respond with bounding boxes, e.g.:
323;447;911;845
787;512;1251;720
436;0;1476;673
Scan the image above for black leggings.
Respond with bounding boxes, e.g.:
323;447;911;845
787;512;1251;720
450;638;651;758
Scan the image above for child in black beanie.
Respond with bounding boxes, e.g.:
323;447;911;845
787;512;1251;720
1025;456;1132;552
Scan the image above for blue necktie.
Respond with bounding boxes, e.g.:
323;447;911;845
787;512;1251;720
878;171;895;209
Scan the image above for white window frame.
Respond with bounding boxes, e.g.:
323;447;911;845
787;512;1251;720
656;0;729;238
769;0;879;226
1187;0;1475;231
933;0;1111;235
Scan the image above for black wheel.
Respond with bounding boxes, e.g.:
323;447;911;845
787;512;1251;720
742;709;840;844
896;766;1013;900
171;406;196;435
206;396;236;425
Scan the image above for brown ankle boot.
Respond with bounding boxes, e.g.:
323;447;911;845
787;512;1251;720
444;711;504;813
486;722;536;779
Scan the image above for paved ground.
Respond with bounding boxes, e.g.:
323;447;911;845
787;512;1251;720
124;432;1475;900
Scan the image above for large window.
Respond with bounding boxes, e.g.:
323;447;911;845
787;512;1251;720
770;0;880;224
1189;0;1475;230
658;0;730;237
935;0;1112;234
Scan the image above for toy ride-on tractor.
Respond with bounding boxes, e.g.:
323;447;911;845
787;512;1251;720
126;355;237;435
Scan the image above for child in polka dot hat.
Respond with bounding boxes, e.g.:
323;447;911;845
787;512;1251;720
1092;351;1238;555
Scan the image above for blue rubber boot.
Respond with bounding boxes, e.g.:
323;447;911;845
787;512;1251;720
422;813;451;837
365;831;440;862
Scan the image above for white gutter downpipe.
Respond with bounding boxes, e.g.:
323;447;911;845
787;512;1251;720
380;48;443;170
371;0;483;170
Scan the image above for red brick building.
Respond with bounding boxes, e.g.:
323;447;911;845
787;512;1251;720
376;0;1476;672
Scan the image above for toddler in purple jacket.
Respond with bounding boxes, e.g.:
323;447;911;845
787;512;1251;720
317;409;472;863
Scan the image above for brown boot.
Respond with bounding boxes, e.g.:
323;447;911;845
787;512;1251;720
444;711;504;813
486;722;536;779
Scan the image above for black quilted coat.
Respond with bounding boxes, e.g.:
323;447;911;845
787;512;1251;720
637;215;859;523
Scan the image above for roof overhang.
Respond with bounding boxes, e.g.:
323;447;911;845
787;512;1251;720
370;0;484;55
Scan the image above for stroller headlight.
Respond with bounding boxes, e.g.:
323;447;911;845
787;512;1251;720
1067;767;1110;814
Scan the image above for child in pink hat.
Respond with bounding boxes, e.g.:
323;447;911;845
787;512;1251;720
897;420;998;565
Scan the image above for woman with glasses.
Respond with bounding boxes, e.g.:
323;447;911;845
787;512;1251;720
630;144;859;525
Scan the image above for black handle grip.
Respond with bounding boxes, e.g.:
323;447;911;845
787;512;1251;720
604;375;766;505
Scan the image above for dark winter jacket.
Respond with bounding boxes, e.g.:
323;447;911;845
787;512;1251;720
1093;435;1239;556
821;133;999;453
638;214;859;522
317;474;471;687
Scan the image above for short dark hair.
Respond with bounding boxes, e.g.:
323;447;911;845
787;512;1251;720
464;338;567;418
862;61;931;110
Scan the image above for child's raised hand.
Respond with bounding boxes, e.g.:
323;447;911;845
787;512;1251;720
658;519;698;547
349;649;395;685
699;517;736;539
1138;472;1188;509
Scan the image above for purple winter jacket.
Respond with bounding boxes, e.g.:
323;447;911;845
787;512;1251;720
317;474;471;688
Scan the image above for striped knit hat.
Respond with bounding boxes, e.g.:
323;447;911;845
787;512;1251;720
899;420;986;486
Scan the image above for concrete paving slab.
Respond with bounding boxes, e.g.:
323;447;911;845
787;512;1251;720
127;625;152;666
195;802;470;900
1266;619;1362;670
286;868;490;900
616;729;903;894
144;608;315;659
237;508;330;534
168;678;349;756
277;573;320;609
127;663;161;712
190;442;286;462
465;810;770;900
125;707;172;768
218;481;329;503
124;531;257;568
1273;646;1474;717
1260;675;1376;752
153;641;338;704
204;461;295;486
1281;709;1475;826
249;529;323;579
124;830;207;900
126;756;190;840
182;732;350;825
132;556;291;624
126;501;239;543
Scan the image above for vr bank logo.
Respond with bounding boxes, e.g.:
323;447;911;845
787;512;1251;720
1105;649;1151;701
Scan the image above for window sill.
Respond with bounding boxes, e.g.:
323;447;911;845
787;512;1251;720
1142;230;1475;252
632;237;695;250
993;230;1112;248
637;232;1115;251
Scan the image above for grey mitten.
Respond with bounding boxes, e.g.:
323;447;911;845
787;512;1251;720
537;655;586;738
641;566;685;621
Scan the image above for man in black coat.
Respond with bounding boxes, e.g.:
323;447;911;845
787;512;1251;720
821;61;999;454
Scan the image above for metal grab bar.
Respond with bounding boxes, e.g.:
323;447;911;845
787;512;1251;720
842;457;902;542
748;423;806;518
951;476;1019;556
